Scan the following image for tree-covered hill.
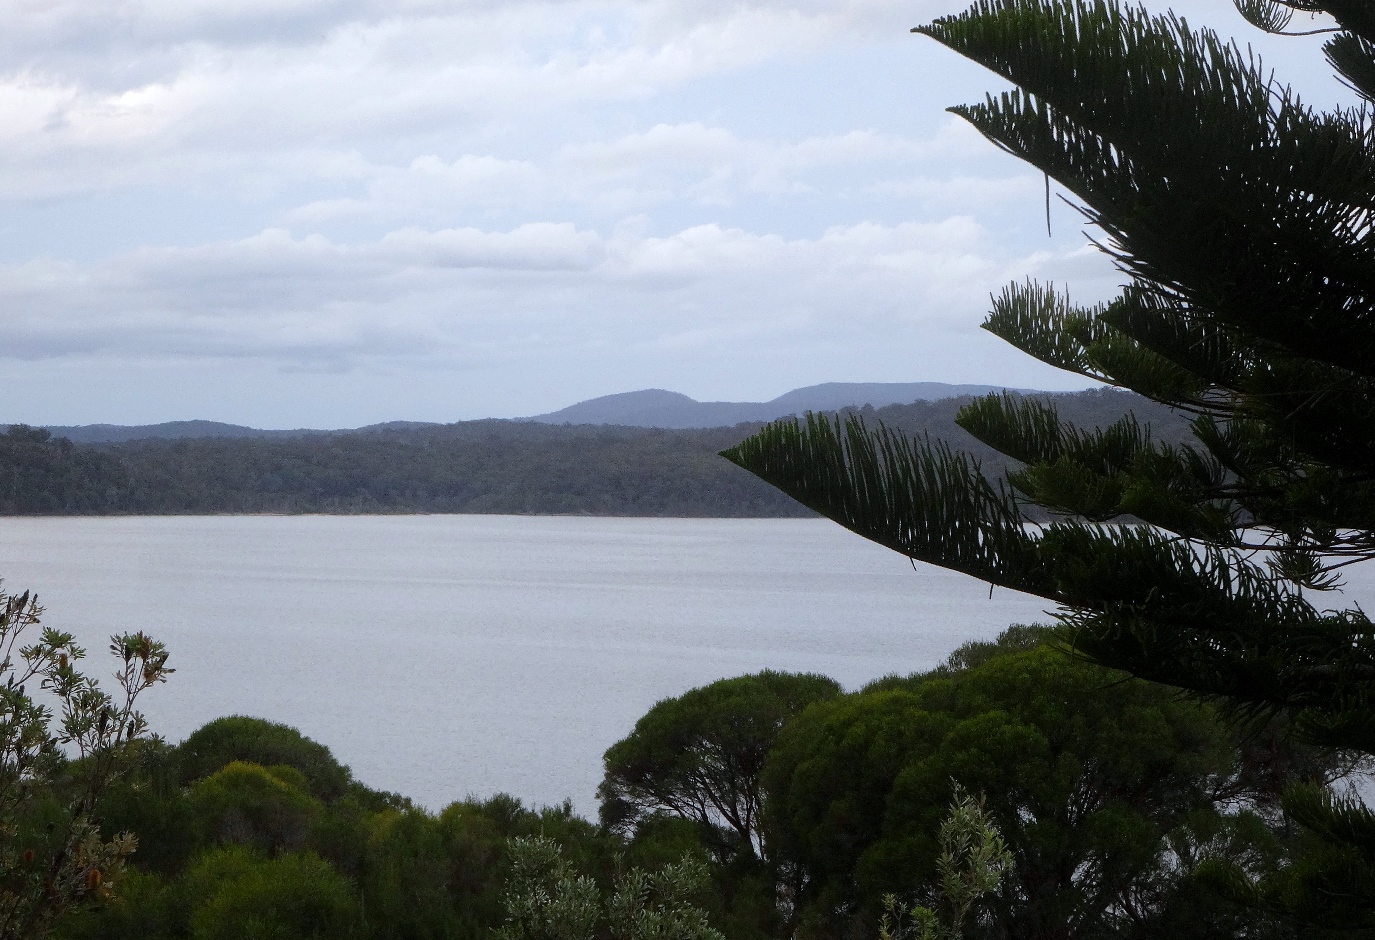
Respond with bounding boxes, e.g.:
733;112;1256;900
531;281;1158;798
0;389;1187;516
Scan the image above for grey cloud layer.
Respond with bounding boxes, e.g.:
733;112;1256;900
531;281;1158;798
0;220;1118;363
284;119;1002;224
1;0;1331;423
0;0;951;198
0;0;1340;202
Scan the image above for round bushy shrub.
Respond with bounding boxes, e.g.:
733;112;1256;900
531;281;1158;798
177;716;351;801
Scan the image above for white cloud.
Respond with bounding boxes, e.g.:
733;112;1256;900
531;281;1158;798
281;116;1004;225
870;174;1041;209
286;155;543;223
0;218;1120;368
0;0;965;200
0;0;1343;205
2;0;1339;424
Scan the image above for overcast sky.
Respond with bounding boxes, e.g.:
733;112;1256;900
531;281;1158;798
0;0;1350;427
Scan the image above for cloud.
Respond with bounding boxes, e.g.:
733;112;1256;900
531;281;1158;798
869;173;1041;210
0;0;1346;204
282;116;1003;226
5;0;1334;424
285;155;544;224
0;0;1320;207
0;218;1120;368
0;0;965;200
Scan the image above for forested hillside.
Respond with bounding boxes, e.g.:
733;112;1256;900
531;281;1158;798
0;389;1187;516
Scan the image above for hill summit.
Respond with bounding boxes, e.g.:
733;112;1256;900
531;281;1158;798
29;381;1035;441
526;381;1023;429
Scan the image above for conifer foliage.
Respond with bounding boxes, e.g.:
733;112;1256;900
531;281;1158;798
723;0;1375;926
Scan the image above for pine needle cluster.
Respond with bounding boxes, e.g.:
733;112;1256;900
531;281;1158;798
724;0;1375;926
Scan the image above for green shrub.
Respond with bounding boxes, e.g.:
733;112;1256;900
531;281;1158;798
177;717;351;801
186;848;361;940
189;762;321;855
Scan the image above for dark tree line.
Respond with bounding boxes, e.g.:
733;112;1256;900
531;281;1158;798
0;390;1187;518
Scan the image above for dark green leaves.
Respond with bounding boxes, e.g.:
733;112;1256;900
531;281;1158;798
598;670;842;862
724;414;1039;591
731;0;1375;929
921;0;1375;378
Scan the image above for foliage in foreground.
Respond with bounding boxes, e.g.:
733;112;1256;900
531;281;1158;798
877;786;1012;940
0;585;171;940
13;625;1347;940
54;708;754;940
722;0;1375;926
599;671;842;864
598;628;1341;940
495;835;723;940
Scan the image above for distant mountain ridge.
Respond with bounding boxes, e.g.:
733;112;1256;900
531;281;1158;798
525;382;1028;429
0;388;1180;518
29;381;1032;442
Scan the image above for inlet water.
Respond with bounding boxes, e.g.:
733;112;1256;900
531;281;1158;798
2;515;1363;815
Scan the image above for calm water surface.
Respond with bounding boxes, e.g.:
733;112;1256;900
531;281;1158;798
3;515;1366;815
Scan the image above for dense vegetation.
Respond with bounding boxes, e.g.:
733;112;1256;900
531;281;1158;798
0;390;1184;517
0;588;172;940
30;624;1351;940
725;0;1375;927
15;0;1372;934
